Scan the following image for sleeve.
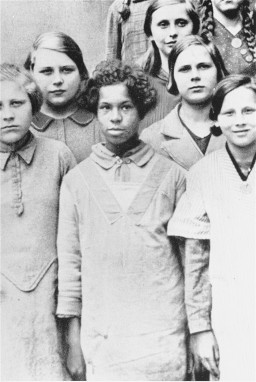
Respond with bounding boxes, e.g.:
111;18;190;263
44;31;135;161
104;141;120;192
59;144;77;177
105;2;122;60
184;239;212;334
56;177;82;317
167;166;210;239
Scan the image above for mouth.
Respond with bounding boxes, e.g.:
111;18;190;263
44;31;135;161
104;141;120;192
166;41;176;47
189;86;205;91
234;130;249;135
2;125;19;130
50;90;66;95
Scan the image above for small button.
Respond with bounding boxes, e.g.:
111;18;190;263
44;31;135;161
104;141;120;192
240;48;247;55
231;37;242;48
245;55;253;62
124;158;131;164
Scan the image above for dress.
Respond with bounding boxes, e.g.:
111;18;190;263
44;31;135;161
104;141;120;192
139;69;180;132
30;107;104;163
1;132;76;380
140;104;226;170
167;146;256;380
57;142;188;381
212;19;255;74
106;0;150;62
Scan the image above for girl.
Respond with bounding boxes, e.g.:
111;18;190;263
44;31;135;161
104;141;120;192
25;31;103;163
138;0;200;130
106;0;150;63
56;60;189;381
0;64;76;380
141;35;228;170
168;74;256;380
200;0;256;74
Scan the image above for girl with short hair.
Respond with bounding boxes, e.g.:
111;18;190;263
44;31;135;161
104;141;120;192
168;73;256;380
25;31;103;163
141;35;228;170
0;63;76;380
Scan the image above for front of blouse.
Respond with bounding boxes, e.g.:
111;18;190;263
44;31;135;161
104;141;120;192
30;108;104;163
1;133;76;380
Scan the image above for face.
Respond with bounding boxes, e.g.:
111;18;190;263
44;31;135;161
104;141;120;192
97;83;141;152
0;80;32;147
212;0;243;13
32;48;81;109
150;4;193;58
218;86;256;150
174;45;218;104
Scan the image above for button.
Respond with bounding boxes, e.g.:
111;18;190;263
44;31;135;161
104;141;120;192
240;48;247;55
231;37;242;48
245;55;253;62
124;158;131;164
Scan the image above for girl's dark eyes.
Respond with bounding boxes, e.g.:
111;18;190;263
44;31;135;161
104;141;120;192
158;21;168;28
39;68;75;75
178;66;190;73
244;108;255;114
11;100;25;107
39;69;53;75
176;19;188;27
198;63;211;69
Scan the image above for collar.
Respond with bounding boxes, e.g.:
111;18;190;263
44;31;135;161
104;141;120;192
0;131;37;170
31;108;94;132
90;141;155;170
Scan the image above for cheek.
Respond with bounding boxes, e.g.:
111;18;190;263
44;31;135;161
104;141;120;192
178;24;193;38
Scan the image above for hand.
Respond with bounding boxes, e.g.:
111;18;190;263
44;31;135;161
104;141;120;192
66;343;86;381
190;331;220;380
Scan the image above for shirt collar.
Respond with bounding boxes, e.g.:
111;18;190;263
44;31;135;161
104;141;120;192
0;131;37;170
31;108;94;131
90;141;155;170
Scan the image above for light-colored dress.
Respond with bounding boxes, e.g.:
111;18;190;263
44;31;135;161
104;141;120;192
57;142;188;381
1;132;76;381
30;108;104;163
168;147;256;380
141;104;226;170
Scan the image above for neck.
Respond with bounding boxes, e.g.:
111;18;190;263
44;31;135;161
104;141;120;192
228;141;256;168
159;51;169;75
106;134;141;157
0;131;31;153
213;5;242;34
179;100;212;137
41;101;78;119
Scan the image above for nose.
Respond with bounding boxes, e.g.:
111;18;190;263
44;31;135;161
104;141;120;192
53;70;64;85
191;67;200;81
235;112;246;126
110;107;122;123
168;24;178;38
2;105;15;121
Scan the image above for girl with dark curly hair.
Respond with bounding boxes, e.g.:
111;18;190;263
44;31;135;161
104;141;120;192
137;0;201;130
168;74;256;380
199;0;256;74
141;35;228;170
24;31;103;163
0;63;76;380
56;60;189;381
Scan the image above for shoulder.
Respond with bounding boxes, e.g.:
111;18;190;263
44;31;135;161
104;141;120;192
153;151;186;183
188;148;224;178
34;136;76;164
141;108;176;140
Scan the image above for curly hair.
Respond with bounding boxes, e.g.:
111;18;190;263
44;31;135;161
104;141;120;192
210;74;256;136
87;60;157;119
140;0;200;76
168;35;228;95
200;0;256;60
0;63;43;115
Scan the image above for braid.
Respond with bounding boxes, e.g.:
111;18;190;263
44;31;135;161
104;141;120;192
119;0;131;21
241;0;256;60
200;0;215;42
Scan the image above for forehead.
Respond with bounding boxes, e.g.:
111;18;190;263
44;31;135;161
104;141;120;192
152;4;189;22
99;83;132;103
175;45;213;66
33;48;76;67
221;86;256;109
0;80;29;100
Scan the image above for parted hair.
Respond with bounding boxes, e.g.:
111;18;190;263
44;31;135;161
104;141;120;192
139;0;200;76
86;60;157;119
168;35;228;95
210;74;256;136
200;0;256;60
0;63;43;115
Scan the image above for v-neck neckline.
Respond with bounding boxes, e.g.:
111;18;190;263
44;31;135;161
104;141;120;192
78;156;172;225
226;143;256;182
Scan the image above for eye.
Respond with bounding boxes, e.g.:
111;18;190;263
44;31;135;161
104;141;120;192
62;67;75;74
99;104;110;111
121;104;133;111
158;20;169;28
178;66;190;73
198;63;212;70
223;110;234;117
39;68;53;75
243;107;255;114
11;100;25;107
176;19;188;27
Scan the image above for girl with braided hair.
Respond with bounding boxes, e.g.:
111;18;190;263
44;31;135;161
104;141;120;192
200;0;256;74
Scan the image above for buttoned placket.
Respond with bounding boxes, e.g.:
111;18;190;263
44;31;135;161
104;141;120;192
10;153;24;216
114;156;132;182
